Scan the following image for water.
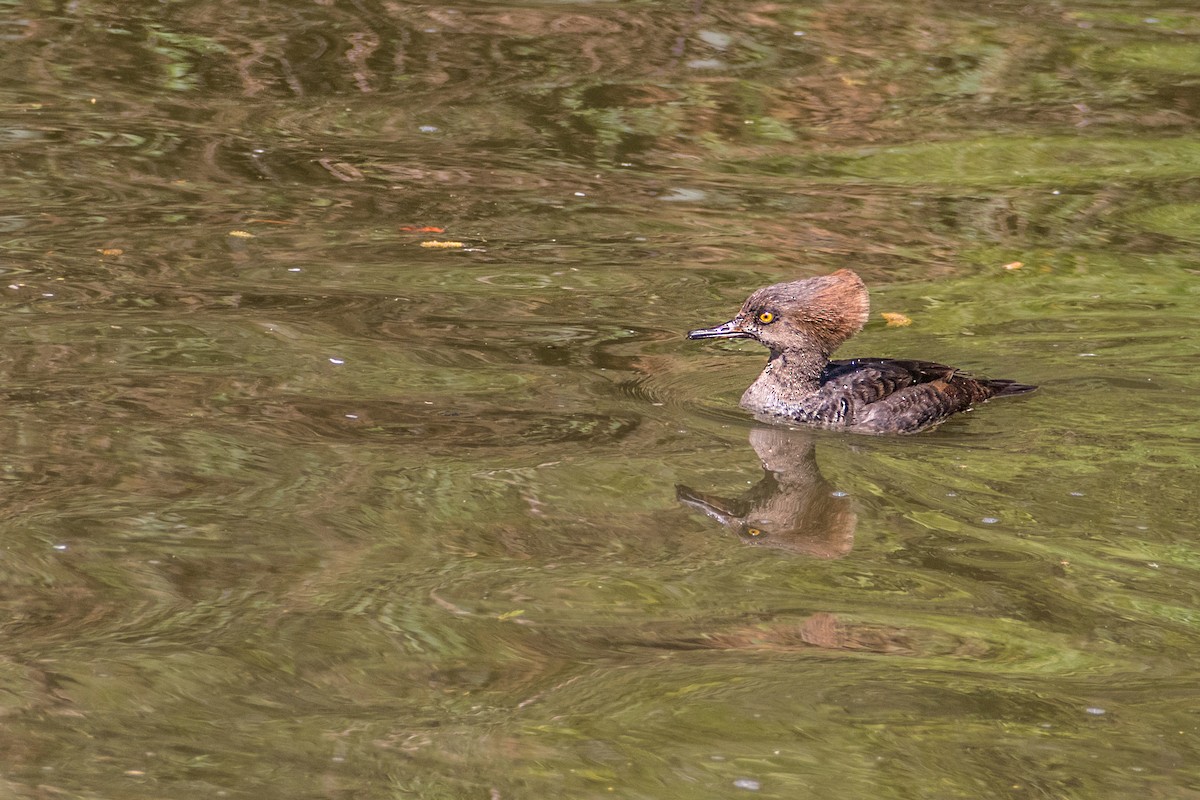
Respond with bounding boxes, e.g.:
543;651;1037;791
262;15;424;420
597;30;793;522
1;1;1199;797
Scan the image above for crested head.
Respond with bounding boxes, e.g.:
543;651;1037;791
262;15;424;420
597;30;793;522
745;269;869;350
687;269;870;356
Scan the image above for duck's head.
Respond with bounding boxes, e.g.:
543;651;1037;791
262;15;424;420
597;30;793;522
687;269;870;355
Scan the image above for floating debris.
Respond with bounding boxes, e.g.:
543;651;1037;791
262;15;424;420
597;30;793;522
881;312;912;327
1002;261;1024;270
420;240;465;248
228;230;254;238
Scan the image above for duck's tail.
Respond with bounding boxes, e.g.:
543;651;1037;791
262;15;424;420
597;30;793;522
985;379;1038;398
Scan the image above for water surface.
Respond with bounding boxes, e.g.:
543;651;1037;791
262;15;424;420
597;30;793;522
1;1;1199;798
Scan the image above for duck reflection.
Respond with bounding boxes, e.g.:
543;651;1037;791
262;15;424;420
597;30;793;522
677;427;856;558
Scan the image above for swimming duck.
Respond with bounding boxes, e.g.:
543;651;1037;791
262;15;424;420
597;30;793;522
687;269;1035;434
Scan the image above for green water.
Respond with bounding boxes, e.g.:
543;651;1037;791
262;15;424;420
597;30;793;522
1;1;1198;797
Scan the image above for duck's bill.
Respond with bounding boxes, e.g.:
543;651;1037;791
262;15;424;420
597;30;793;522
675;484;742;525
687;319;750;340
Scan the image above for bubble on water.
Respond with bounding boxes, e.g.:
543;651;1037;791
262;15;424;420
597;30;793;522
981;517;999;524
733;779;761;791
1085;707;1106;716
329;358;345;365
699;30;732;49
658;187;707;202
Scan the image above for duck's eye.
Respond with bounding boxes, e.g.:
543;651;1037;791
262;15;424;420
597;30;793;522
757;311;775;324
746;528;763;537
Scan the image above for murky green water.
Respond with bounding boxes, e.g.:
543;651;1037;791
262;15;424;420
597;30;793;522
2;1;1199;797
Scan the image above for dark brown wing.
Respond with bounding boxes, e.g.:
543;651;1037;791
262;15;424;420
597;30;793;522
820;358;957;404
820;358;1036;434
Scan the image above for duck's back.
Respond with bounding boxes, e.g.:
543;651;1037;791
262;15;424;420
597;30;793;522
819;358;1036;434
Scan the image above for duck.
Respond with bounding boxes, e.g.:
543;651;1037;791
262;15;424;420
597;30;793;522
687;269;1035;434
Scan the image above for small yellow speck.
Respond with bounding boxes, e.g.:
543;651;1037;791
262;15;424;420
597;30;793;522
881;312;912;327
420;240;465;248
1002;261;1024;270
228;230;254;238
98;248;124;256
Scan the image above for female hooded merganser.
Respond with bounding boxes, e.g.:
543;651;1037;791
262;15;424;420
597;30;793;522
687;269;1035;434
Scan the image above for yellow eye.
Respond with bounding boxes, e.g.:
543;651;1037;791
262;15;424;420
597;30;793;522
747;528;763;537
757;311;775;324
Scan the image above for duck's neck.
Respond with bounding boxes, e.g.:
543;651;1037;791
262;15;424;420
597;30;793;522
740;348;830;415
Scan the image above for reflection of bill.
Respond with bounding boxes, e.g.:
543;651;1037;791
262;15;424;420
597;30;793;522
677;427;856;559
